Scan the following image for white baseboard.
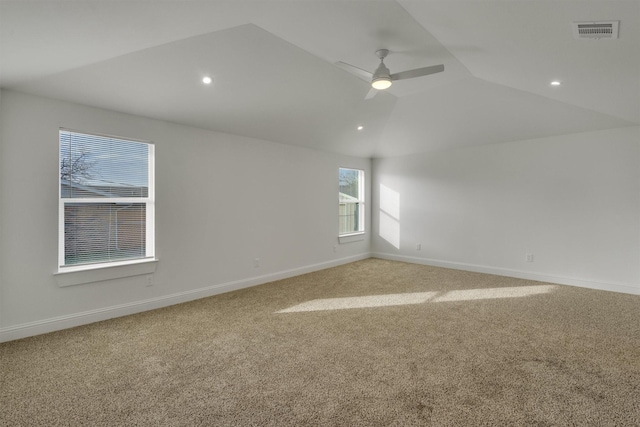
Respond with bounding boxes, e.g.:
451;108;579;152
0;253;370;343
372;252;640;296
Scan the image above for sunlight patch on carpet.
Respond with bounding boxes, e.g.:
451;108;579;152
432;285;557;302
276;285;556;313
276;292;438;313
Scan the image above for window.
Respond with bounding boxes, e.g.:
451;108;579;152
339;168;365;235
59;129;155;271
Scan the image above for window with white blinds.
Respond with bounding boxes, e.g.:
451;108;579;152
59;129;155;270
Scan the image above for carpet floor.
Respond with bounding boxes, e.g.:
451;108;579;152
1;258;639;426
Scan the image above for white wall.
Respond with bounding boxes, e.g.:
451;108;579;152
2;88;637;342
0;90;371;341
372;126;640;294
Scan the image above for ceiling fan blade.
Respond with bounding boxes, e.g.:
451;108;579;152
335;61;373;82
391;64;444;81
364;87;378;100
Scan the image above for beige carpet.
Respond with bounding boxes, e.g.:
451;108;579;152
1;258;639;426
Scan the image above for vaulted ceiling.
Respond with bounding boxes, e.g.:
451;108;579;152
1;0;638;157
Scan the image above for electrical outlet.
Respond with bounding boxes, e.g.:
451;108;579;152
333;245;337;253
145;275;154;287
254;258;260;268
526;253;534;262
416;243;421;251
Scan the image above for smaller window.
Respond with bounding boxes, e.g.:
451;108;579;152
339;168;365;235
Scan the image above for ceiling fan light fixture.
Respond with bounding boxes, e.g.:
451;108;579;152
371;59;392;90
372;77;392;90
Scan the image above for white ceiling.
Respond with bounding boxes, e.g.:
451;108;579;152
1;0;638;158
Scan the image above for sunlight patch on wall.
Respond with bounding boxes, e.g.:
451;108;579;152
379;211;400;249
379;184;400;249
380;184;400;219
276;285;556;313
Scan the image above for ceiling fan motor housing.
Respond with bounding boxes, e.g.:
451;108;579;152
373;62;391;80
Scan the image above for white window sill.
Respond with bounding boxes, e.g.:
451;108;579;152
55;258;158;287
339;232;365;244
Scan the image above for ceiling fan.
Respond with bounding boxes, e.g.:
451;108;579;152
336;49;444;99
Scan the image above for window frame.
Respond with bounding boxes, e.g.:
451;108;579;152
57;129;156;274
338;167;365;238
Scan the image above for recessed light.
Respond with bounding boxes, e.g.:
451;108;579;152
550;80;561;86
202;76;213;85
357;125;364;131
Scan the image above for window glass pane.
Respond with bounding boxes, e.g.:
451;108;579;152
60;131;149;198
339;202;360;234
339;167;364;235
64;203;146;266
339;168;360;199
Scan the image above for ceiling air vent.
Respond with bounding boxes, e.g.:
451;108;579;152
572;21;619;39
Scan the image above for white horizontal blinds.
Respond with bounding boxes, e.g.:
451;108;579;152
64;203;146;265
60;131;149;198
59;130;152;267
